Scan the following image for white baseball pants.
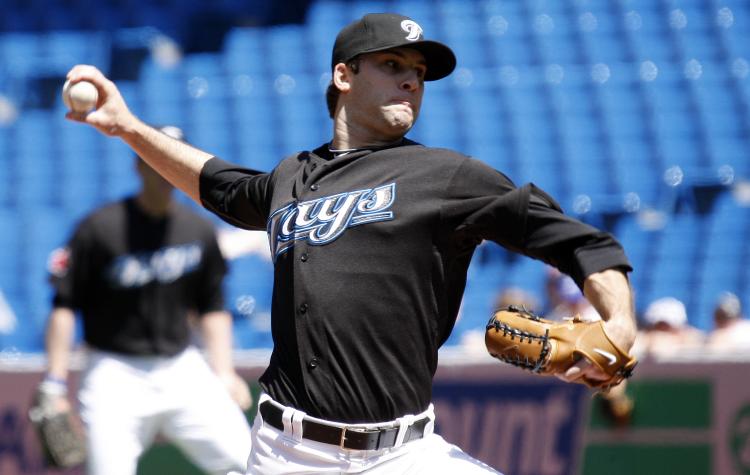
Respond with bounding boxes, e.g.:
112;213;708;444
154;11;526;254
78;347;252;475
245;393;503;474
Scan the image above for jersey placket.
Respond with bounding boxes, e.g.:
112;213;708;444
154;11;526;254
292;154;330;385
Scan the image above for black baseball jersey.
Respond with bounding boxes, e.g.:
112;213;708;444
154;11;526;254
49;198;227;356
200;138;631;423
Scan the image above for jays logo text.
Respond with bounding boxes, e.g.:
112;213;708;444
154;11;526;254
107;243;204;288
267;183;396;260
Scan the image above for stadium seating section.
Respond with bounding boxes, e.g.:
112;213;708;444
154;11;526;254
1;0;749;352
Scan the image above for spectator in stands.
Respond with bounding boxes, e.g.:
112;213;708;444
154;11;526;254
705;292;750;353
633;297;705;358
37;126;252;475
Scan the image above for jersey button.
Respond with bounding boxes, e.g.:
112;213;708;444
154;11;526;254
299;303;308;314
308;357;319;369
300;252;308;262
310;184;319;191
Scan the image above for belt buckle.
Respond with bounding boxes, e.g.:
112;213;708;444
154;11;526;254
338;427;349;449
338;426;380;450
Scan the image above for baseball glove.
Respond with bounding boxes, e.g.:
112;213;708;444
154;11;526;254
485;306;637;390
28;389;86;468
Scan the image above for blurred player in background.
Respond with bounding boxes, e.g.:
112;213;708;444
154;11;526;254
62;12;636;475
38;125;253;475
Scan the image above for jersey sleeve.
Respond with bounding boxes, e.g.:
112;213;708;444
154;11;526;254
199;156;274;231
194;227;228;315
49;221;94;310
441;158;631;287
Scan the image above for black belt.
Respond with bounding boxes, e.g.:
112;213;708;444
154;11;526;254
259;401;430;451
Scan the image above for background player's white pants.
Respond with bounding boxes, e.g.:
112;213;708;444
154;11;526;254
245;394;503;474
78;347;252;475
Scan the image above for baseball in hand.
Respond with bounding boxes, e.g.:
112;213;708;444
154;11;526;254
62;79;98;113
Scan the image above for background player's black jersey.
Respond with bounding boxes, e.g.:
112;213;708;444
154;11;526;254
200;139;631;423
50;198;227;356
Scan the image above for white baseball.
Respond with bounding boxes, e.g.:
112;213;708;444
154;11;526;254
62;79;98;113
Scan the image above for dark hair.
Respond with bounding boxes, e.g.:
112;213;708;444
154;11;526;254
325;59;360;119
325;82;339;119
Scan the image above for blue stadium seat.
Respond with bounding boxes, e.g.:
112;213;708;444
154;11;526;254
549;84;597;115
605;111;649;142
657;136;705;170
610;137;661;203
674;31;723;60
539;34;583;64
723;26;750;58
0;34;41;75
438;4;486;68
183;53;224;78
642;81;692;113
612;215;651;281
42;31;109;71
348;1;398;20
701;109;744;137
577;6;619;34
691;80;739;112
265;25;311;75
675;5;715;33
598;83;643;116
482;0;527;36
139;59;185;99
514;142;565;198
76;2;124;32
224;253;274;349
307;0;350;26
0;130;11;206
503;83;551;115
0;207;23;296
130;4;178;37
705;136;749;176
628;32;679;62
410;113;462;151
18;205;74;336
223;28;266;76
645;213;703;307
628;6;669;34
557;113;600;141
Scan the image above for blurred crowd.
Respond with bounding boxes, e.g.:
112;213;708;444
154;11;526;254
481;267;750;428
489;267;750;360
632;289;750;358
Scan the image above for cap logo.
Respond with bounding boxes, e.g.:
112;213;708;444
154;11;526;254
400;20;423;41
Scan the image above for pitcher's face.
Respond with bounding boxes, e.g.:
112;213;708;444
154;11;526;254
345;48;426;140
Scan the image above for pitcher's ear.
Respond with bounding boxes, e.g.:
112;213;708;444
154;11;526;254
333;63;352;93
